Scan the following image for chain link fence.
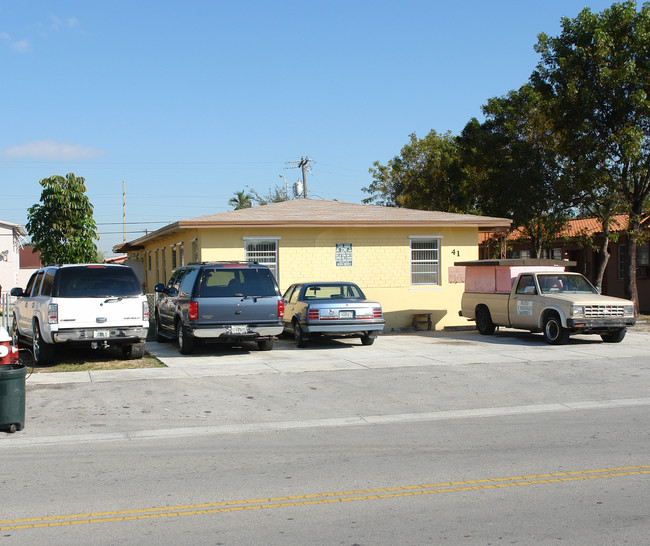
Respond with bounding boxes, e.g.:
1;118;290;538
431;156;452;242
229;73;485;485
1;293;14;331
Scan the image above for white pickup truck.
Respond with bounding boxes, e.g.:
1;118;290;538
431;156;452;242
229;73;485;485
456;259;636;344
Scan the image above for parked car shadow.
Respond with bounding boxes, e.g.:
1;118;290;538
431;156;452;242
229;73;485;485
474;328;607;346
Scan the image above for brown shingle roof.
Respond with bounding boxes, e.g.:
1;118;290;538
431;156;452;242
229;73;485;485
185;199;511;227
115;199;512;252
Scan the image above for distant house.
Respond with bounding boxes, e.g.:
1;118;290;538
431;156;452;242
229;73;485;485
115;199;511;330
480;214;650;312
0;221;30;296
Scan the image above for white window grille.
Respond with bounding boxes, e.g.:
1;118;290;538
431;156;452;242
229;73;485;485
410;237;440;285
245;239;279;280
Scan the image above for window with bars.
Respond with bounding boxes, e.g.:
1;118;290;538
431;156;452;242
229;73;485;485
410;238;440;285
619;243;650;279
245;240;278;280
161;248;166;283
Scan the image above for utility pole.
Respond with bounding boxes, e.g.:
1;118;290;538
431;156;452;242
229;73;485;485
286;157;312;198
122;180;126;243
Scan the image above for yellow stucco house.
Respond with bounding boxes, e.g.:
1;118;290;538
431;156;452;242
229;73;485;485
114;199;511;330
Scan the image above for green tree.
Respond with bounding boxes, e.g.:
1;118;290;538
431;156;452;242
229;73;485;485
26;173;99;264
459;84;570;257
533;0;650;308
252;184;290;205
363;130;477;213
229;189;254;210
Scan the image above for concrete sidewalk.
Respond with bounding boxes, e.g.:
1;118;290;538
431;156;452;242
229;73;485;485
2;327;647;444
24;327;650;385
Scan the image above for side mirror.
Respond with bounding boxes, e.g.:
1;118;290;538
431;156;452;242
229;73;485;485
154;283;165;293
10;287;24;297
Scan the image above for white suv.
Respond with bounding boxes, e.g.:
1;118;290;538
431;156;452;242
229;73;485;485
11;264;149;365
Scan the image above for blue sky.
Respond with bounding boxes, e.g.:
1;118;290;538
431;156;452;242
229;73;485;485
2;0;617;256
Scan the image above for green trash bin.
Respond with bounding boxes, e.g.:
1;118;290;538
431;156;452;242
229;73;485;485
0;364;27;433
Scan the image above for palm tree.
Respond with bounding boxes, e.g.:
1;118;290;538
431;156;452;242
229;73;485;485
229;189;254;210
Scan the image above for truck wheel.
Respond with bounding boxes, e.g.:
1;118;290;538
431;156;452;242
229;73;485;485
257;338;274;351
601;328;626;343
33;321;56;365
476;306;496;335
177;322;195;355
294;321;309;348
122;343;145;359
543;313;569;345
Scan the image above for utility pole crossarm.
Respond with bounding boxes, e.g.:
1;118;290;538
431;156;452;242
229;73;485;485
286;156;313;198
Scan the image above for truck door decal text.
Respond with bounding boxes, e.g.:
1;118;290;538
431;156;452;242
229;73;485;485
517;300;533;316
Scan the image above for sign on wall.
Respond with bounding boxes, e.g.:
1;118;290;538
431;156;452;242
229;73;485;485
336;243;352;266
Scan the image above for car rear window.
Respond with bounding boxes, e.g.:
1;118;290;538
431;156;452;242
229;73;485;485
197;268;277;297
303;284;364;299
56;266;143;298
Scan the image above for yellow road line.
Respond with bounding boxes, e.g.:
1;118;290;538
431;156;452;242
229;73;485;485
2;465;649;531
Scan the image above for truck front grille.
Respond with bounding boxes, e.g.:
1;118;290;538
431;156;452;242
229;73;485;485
584;305;626;317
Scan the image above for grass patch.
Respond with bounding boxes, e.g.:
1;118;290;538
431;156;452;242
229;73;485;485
17;344;166;373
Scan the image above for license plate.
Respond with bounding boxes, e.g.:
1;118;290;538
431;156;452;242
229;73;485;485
93;330;110;339
339;311;353;319
231;325;248;334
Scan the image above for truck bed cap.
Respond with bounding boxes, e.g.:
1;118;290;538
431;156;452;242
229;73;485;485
455;259;576;267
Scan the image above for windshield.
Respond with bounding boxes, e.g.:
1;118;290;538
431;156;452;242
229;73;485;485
538;274;598;295
57;266;143;298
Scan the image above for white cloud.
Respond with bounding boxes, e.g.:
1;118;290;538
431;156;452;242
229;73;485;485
2;140;107;161
1;14;79;53
10;39;30;53
0;32;30;53
50;15;79;32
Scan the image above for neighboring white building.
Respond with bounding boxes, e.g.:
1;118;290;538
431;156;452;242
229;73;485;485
0;220;27;296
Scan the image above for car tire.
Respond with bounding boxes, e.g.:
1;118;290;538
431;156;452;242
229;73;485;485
476;306;496;335
11;315;21;348
294;321;308;348
32;321;56;366
360;333;375;346
155;313;168;343
257;338;274;351
601;328;626;343
543;313;570;345
122;343;145;359
177;321;195;355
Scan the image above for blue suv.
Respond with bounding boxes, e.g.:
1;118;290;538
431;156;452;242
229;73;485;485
154;262;284;354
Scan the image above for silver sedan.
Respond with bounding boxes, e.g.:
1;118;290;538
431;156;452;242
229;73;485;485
282;282;385;348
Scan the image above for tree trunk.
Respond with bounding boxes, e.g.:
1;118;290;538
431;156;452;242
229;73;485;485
624;212;641;315
593;224;610;290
